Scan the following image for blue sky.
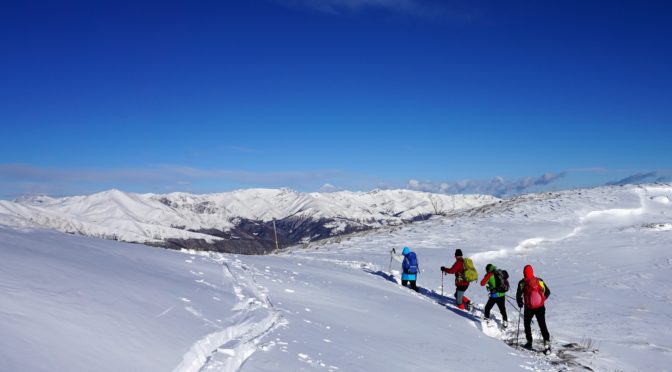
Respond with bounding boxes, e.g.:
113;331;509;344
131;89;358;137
1;0;671;198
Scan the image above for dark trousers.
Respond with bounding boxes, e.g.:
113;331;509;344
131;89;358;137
484;296;508;322
524;306;550;343
401;279;418;292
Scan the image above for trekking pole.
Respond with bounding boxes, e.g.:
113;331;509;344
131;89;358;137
516;305;522;349
441;271;444;297
388;248;396;272
505;296;519;310
388;252;393;272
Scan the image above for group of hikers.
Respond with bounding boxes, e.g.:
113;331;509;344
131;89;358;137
391;246;551;352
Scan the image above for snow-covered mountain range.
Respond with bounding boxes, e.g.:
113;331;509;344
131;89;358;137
2;183;671;371
0;188;498;253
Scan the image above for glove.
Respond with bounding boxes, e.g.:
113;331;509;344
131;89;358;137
440;266;446;272
391;248;396;254
517;301;523;309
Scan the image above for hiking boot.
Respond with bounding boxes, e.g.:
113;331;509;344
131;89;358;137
522;342;533;350
544;340;551;352
502;320;508;328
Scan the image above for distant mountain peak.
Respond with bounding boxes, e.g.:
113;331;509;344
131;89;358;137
0;188;499;254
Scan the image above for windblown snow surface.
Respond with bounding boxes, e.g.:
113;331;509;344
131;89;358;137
1;184;671;371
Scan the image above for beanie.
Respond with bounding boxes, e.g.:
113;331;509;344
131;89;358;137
455;249;463;257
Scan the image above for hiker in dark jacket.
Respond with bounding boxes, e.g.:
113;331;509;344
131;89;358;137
440;249;472;310
391;246;419;292
481;263;509;327
516;264;551;351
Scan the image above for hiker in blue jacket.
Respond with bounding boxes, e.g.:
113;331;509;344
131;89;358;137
391;246;419;292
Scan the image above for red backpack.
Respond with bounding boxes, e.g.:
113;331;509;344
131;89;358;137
524;277;545;309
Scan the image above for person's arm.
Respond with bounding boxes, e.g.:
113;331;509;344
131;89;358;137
391;250;404;263
540;279;551;299
442;260;460;274
480;272;493;287
516;280;525;308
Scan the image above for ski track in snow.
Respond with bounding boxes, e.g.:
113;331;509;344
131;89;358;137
172;255;285;372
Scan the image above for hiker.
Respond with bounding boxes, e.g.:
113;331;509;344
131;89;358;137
480;263;509;327
440;249;473;310
516;264;551;352
391;246;419;292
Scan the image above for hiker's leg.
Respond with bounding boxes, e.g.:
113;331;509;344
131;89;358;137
536;306;550;341
401;279;408;287
496;296;508;322
484;297;496;319
455;289;465;309
524;308;534;344
410;280;418;292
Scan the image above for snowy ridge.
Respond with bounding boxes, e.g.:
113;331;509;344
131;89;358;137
0;188;497;252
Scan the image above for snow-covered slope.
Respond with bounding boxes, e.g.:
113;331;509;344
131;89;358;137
0;188;497;253
2;183;671;371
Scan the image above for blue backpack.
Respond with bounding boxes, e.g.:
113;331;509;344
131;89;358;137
403;252;419;274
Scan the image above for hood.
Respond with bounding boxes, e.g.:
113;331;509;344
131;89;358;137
523;265;534;279
402;247;410;256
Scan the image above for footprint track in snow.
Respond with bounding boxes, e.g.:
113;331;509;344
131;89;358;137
172;255;285;372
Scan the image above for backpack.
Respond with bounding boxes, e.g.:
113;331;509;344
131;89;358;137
523;277;545;309
463;258;478;282
493;269;510;293
403;252;419;274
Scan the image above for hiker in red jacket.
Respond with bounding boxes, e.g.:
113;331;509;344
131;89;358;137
440;249;472;310
516;264;551;352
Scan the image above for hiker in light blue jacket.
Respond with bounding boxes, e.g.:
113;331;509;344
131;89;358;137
391;246;419;292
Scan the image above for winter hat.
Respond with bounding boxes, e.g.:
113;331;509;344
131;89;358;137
402;247;410;255
523;264;534;279
454;249;463;257
485;263;496;273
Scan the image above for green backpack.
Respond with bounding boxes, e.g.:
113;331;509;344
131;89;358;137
463;257;478;282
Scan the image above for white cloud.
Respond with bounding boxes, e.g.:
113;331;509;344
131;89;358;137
0;163;347;199
406;172;568;197
319;183;345;192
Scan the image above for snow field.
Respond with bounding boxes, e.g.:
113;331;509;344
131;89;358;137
1;184;671;371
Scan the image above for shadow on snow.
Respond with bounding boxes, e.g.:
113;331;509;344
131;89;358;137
364;269;483;323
